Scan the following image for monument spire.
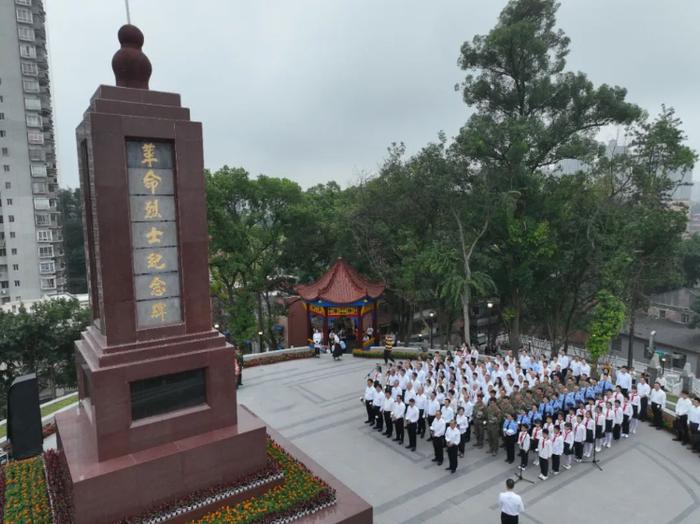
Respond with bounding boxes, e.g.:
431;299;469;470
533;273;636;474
111;24;152;89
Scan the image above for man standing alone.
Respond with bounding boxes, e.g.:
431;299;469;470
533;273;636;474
498;478;524;523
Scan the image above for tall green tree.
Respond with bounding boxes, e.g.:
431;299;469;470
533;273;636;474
454;0;641;349
58;188;87;293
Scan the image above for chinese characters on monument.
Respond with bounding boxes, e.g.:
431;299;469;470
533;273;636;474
127;140;182;327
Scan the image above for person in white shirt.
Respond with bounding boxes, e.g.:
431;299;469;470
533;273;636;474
629;386;641;434
312;328;322;357
362;379;375;424
430;411;446;466
562;422;574;469
688;397;700;452
404;398;419;451
381;390;395;438
612;400;623;441
650;383;667;429
425;392;440;441
372;384;385;431
445;419;461;473
551;426;564;475
621;398;633;438
637;377;651;421
517;424;530;471
498;478;524;524
537;428;552;480
415;387;427;439
673;391;692;445
391;395;406;444
456;406;469;458
573;415;586;462
615;366;632;397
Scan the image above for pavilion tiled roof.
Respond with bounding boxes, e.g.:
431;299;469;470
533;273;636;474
295;258;385;304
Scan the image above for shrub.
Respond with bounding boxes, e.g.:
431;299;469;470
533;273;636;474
351;349;430;361
244;350;315;369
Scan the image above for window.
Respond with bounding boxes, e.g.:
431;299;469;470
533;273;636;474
15;0;32;6
33;197;50;210
682;313;689;324
39;261;54;274
38;245;53;257
0;216;3;224
0;96;3;102
0;298;9;305
36;230;51;242
17;26;35;41
0;130;5;137
24;97;41;111
19;44;36;59
12;264;18;271
13;281;20;287
3;165;9;172
11;249;17;255
30;164;46;176
35;214;48;226
4;183;9;189
1;148;7;156
22;79;39;93
0;282;7;289
32;181;47;194
40;278;55;290
659;309;666;319
15;7;32;23
6;199;11;206
8;216;14;222
27;131;43;144
130;368;206;421
9;233;14;239
20;62;38;76
0;249;5;257
0;114;4;120
25;113;41;127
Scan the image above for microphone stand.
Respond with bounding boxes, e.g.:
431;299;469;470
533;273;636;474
512;449;535;485
581;441;603;472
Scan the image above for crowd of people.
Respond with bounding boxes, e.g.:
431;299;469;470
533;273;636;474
361;345;700;480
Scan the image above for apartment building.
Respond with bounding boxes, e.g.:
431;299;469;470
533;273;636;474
0;0;65;306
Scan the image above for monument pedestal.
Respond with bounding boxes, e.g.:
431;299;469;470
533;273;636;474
57;406;268;524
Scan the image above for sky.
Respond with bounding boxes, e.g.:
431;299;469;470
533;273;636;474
45;0;700;197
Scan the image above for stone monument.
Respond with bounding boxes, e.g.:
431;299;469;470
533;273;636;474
55;25;269;524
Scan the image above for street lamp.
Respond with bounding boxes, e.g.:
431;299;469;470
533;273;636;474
487;302;494;309
648;330;656;359
213;323;220;331
429;312;435;349
258;330;264;353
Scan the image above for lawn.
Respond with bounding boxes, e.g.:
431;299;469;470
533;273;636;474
0;393;78;440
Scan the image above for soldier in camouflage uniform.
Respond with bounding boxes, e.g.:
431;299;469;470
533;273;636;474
473;394;486;448
486;398;502;456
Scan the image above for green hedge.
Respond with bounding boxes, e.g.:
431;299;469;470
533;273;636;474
244;350;315;368
351;349;432;361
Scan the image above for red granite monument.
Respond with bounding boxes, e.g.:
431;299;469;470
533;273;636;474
54;25;270;523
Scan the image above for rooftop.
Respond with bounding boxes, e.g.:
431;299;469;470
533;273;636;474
239;356;700;524
295;258;385;304
623;314;700;352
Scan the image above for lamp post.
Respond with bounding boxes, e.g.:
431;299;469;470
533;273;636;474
258;330;264;353
661;357;666;376
648;330;656;359
429;312;435;349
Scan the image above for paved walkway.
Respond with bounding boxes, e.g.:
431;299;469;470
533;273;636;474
239;355;700;524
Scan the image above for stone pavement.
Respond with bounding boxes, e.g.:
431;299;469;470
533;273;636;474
239;355;700;524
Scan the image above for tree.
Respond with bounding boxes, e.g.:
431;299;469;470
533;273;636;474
455;0;641;349
58;188;88;293
586;290;626;374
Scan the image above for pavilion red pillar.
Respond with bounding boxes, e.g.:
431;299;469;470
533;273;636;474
372;301;378;344
322;307;329;347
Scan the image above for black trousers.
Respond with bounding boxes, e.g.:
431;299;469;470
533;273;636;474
622;415;630;435
373;407;383;430
432;436;444;463
418;410;425;436
675;415;688;443
465;423;472;442
505;434;516;462
621;388;629;398
652;402;662;428
501;512;519;524
447;444;458;472
519;449;528;469
394;418;404;443
539;457;549;477
574;442;583;459
364;400;373;422
383;349;395;364
383;412;393;436
552;454;560;472
640;397;648;421
458;432;466;454
407;422;417;449
612;424;621;440
690;423;700;450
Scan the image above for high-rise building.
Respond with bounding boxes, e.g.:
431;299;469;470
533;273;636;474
0;0;65;308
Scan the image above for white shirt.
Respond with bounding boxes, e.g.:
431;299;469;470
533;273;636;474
538;438;552;459
650;388;666;408
517;431;530;452
364;386;375;401
616;371;632;390
676;397;692;417
688;405;700;425
382;397;394;412
637;382;651;398
430;417;446;437
372;390;384;407
405;405;419;424
391;402;405;420
551;434;564;455
415;393;427;411
456;414;469;433
445;426;461;446
498;491;524;517
442;406;455;423
574;422;586;442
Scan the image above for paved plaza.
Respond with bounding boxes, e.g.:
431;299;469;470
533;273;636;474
239;355;700;524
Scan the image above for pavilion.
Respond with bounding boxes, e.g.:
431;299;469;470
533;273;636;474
295;258;385;348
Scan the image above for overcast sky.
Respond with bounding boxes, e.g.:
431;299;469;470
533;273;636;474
45;0;700;196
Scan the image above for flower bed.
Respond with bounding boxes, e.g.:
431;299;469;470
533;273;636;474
193;438;335;524
351;349;430;361
43;450;73;524
244;350;315;369
3;456;51;524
